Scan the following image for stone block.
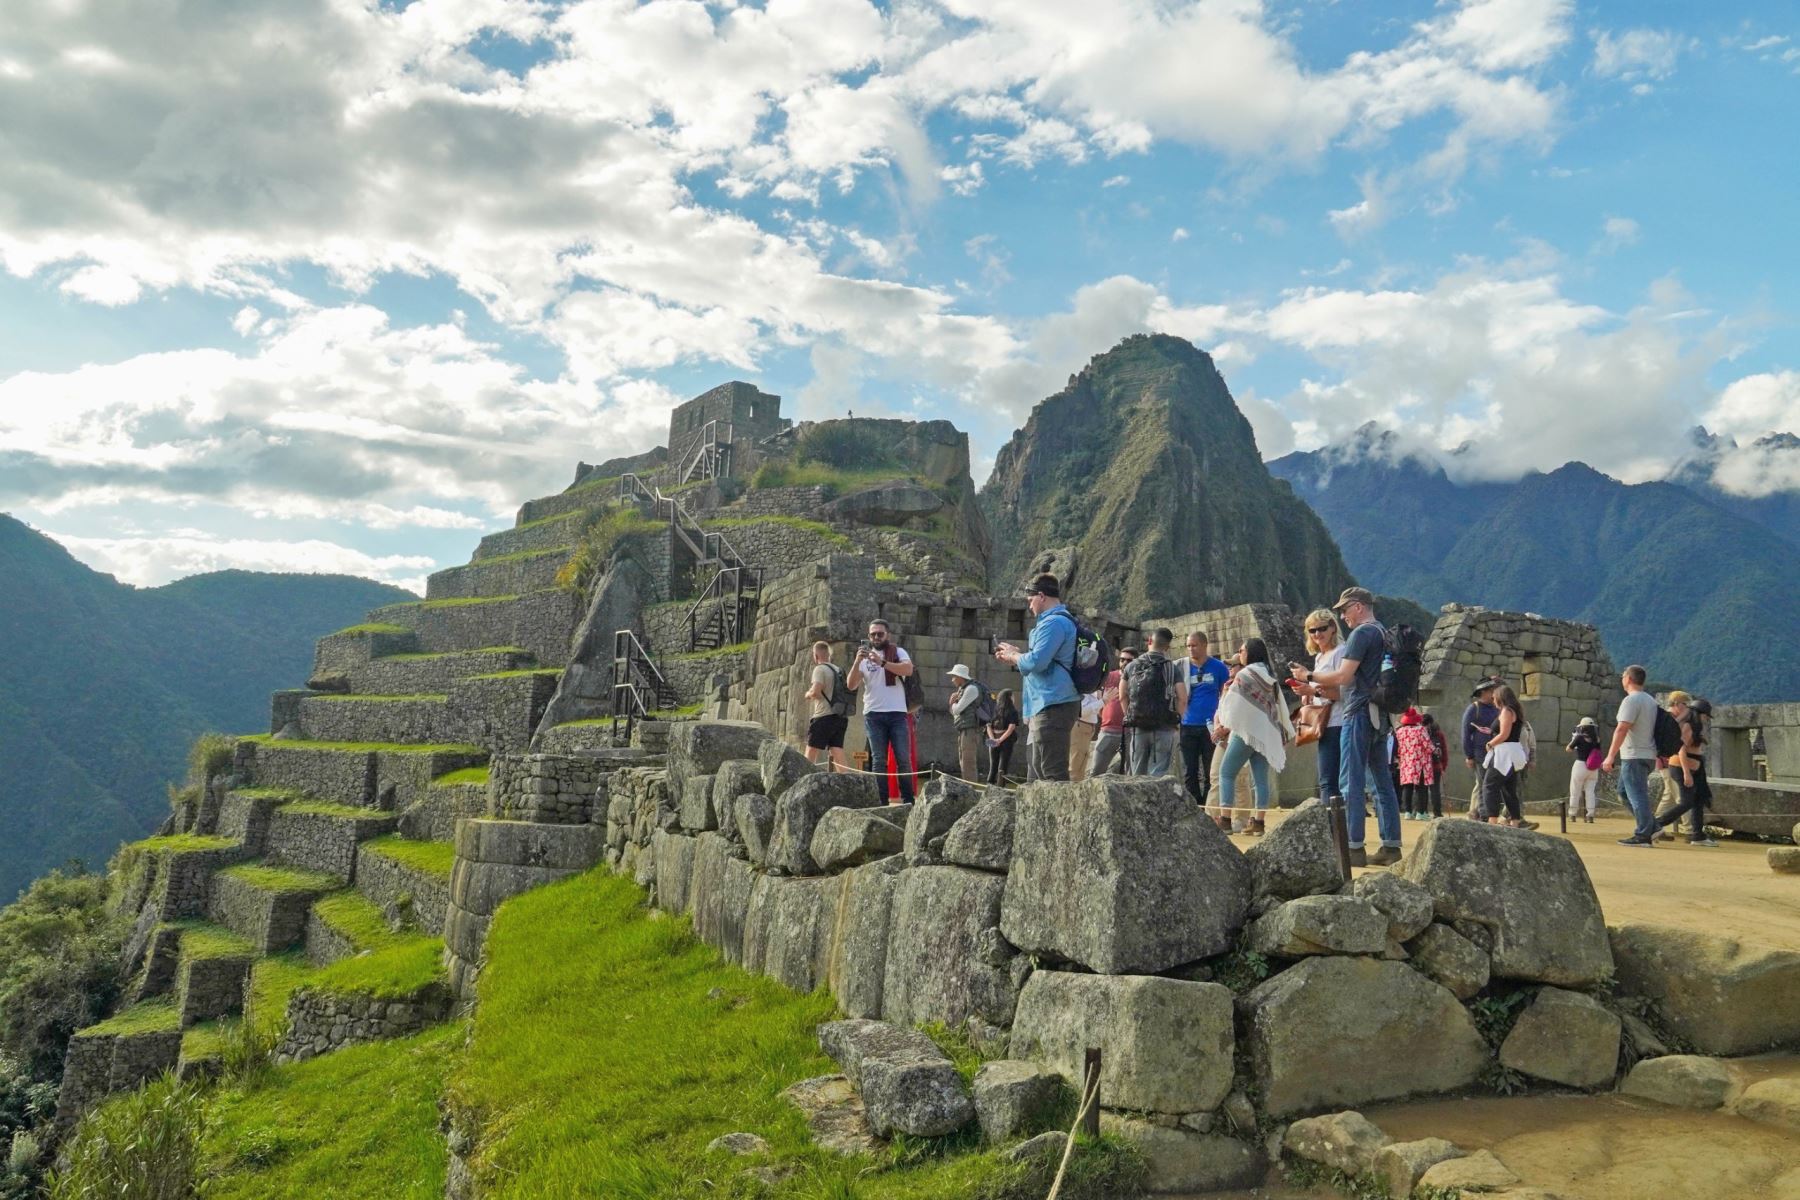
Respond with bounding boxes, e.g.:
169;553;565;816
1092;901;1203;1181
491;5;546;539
1498;986;1621;1089
809;808;905;872
882;867;1017;1031
862;1057;974;1138
1248;895;1388;958
1609;923;1800;1055
1240;956;1487;1117
1098;1115;1265;1195
1405;922;1491;1000
680;774;718;833
1731;1078;1800;1132
1398;818;1612;987
1001;776;1250;975
1350;872;1435;943
1009;972;1234;1115
1619;1055;1739;1109
972;1061;1063;1143
712;761;764;838
454;819;606;870
1244;798;1343;901
1282;1110;1390;1176
767;772;881;875
941;790;1015;872
758;738;814;802
904;775;981;866
742;874;839;993
1374;1137;1464;1199
735;794;775;867
668;719;771;798
828;857;904;1019
1418;1149;1519;1192
818;1018;942;1087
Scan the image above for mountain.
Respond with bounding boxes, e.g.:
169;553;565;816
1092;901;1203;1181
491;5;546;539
0;516;413;901
980;334;1355;619
1664;427;1800;549
1269;434;1800;702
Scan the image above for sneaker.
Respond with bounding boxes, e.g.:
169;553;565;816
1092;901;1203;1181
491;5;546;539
1517;820;1540;831
1585;813;1595;824
1368;845;1403;867
1617;835;1654;847
1247;817;1266;837
1689;835;1719;847
1347;847;1368;868
1654;829;1675;843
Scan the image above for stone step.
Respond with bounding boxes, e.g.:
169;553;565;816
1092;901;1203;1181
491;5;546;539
474;511;584;561
355;836;454;937
115;834;249;923
54;1002;184;1130
237;737;487;810
206;862;343;953
366;589;584;667
426;549;572;601
349;647;537;695
398;768;489;842
266;802;399;881
215;788;300;856
305;890;401;967
174;924;256;1027
535;719;620;754
296;694;457;746
273;936;451;1065
309;624;421;690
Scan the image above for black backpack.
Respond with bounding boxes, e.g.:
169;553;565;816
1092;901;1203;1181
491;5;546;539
1068;618;1109;694
823;663;854;719
1370;623;1425;714
901;664;925;713
1123;651;1179;729
1652;706;1684;758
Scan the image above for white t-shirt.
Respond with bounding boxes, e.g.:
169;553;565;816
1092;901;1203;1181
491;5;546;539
857;647;912;714
1314;642;1349;729
1617;690;1660;761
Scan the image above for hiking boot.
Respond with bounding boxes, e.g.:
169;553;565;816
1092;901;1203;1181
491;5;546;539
1347;847;1368;868
1688;835;1719;846
1246;817;1266;837
1368;845;1402;867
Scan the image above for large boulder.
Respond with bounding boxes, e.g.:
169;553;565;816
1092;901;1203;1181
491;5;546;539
712;761;764;838
816;1018;973;1138
1247;895;1388;959
1009;971;1234;1115
809;808;905;872
1283;1110;1390;1176
1498;987;1621;1089
679;774;718;834
1350;872;1435;944
1405;922;1491;1000
828;857;905;1019
1240;956;1487;1117
905;776;982;866
1244;798;1343;901
734;794;775;866
1620;1055;1739;1109
1731;1078;1800;1132
669;719;770;797
1398;819;1612;987
758;738;814;803
1099;1115;1265;1194
1374;1138;1464;1200
741;875;839;992
1609;924;1800;1055
818;1018;940;1086
1001;776;1250;974
823;480;945;527
689;834;756;965
972;1061;1063;1143
881;867;1017;1031
766;773;881;875
941;790;1015;871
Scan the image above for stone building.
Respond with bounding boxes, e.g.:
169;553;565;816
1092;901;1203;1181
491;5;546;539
668;380;787;444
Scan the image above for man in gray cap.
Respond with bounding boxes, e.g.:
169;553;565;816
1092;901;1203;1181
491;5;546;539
947;663;988;782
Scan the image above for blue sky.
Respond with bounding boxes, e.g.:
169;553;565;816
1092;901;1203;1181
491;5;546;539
3;0;1797;589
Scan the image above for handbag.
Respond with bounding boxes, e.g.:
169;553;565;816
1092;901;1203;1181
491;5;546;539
1585;747;1603;771
1295;700;1332;747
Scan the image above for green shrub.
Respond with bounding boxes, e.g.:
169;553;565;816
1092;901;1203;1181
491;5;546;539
0;870;123;1081
557;506;665;590
2;1127;43;1199
49;1073;208;1200
795;422;898;471
186;733;236;788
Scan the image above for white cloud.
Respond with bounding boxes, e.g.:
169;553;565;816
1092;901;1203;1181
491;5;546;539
1592;28;1688;84
46;529;437;592
1596;215;1640;252
1706;372;1800;441
1101;174;1130;188
1171;227;1190;243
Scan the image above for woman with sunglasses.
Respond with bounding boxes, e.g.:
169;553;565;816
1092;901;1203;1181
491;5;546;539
1290;608;1346;805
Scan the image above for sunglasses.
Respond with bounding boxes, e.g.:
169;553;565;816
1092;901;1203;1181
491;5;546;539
1306;625;1332;634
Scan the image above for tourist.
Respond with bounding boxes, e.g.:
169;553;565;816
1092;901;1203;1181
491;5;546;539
843;618;916;804
947;664;987;782
986;689;1021;784
1212;638;1293;836
1088;647;1135;776
800;640;849;772
1289;588;1402;866
1124;627;1188;777
993;574;1080;782
1395;707;1437;820
1461;679;1500;817
1480;684;1535;827
1423;712;1448;819
1652;693;1718;846
1566;716;1602;823
1290;608;1346;805
1070;686;1102;782
1601;664;1660;846
1180;632;1229;808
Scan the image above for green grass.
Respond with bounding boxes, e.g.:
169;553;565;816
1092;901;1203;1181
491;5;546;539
231;787;302;800
378;646;530;662
512;509;583;532
306;692;449;702
468;668;563;680
122;833;239;855
875;566;901;581
704;514;854;548
563;472;620;496
456;546;572;567
327;623;412;638
310;892;398;950
242;734;484;755
179;923;256;961
278;800;394;820
217;863;342;896
79;999;180;1038
646;703;705;719
182;1018;238;1063
199;1023;459;1199
747;461;925;493
666;641;752;660
361;836;455;878
308;937;445;1001
445;869;1141;1199
417;594;522;608
432;766;490;787
248;953;312;1044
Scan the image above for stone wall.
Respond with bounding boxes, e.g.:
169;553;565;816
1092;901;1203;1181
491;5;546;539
297;695;453;745
1710;701;1800;784
726;485;834;518
53;1027;182;1132
368;589;585;668
354;847;451;936
265;808;395;881
274;984;452;1064
426;550;570;601
206;872;322;953
177;955;250;1026
1143;602;1308;674
488;754;603;825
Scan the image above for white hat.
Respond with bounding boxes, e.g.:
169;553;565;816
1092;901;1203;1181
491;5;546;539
946;664;973;681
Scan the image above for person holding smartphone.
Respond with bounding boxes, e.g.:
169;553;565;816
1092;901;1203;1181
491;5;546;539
842;618;916;804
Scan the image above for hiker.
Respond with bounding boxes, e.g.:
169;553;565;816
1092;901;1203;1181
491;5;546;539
1566;716;1603;823
1290;608;1345;804
947;664;989;782
1124;627;1188;777
1289;587;1402;867
843;618;916;804
1395;707;1437;819
1088;647;1135;776
1461;679;1500;817
1652;693;1718;846
1180;632;1229;807
1070;686;1103;782
1601;664;1660;846
1423;712;1449;819
986;689;1021;784
1480;684;1536;828
1211;637;1293;836
993;574;1081;782
801;640;850;771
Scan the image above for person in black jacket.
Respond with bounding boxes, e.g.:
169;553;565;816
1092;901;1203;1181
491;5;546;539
1566;716;1602;823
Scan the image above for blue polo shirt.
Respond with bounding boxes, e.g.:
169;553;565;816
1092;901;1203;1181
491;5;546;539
1183;656;1228;727
1013;604;1078;720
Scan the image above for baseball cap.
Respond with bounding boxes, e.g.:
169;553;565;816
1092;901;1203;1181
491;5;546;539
1331;586;1375;612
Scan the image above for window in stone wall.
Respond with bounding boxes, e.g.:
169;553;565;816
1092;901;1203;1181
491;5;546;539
961;607;981;640
1520;655;1544;697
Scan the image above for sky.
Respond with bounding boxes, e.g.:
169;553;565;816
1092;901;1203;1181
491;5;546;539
2;0;1798;592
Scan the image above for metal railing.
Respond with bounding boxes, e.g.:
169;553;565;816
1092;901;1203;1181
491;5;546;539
611;628;674;745
686;565;763;651
677;420;733;486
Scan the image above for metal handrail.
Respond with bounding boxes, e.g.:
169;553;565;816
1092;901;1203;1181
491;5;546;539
612;628;673;744
685;565;763;650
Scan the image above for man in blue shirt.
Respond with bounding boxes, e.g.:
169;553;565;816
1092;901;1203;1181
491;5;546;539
995;573;1079;782
1180;631;1228;807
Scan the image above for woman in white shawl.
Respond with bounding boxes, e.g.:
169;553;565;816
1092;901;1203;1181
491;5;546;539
1212;637;1295;837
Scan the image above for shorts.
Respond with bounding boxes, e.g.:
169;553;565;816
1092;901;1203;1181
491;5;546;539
807;714;849;750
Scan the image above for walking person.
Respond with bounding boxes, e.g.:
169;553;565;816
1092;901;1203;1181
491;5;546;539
1601;665;1661;846
1088;648;1135;776
1461;679;1500;817
993;574;1081;782
1212;638;1294;836
985;689;1020;784
1566;716;1602;823
1480;684;1537;828
801;640;850;772
1423;712;1448;818
1179;632;1229;807
946;664;988;782
1124;628;1188;777
1290;609;1346;804
843;618;917;805
1652;693;1718;846
1395;707;1437;819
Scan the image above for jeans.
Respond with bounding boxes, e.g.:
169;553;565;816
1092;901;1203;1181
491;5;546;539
1618;758;1655;840
1180;724;1215;805
1315;725;1343;801
1339;709;1401;849
1089;730;1124;776
1568;759;1599;816
1217;733;1271;815
865;711;915;803
1129;726;1178;777
1028;701;1079;782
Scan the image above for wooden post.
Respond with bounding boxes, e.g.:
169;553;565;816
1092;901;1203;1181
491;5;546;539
1080;1048;1102;1138
1328;793;1352;882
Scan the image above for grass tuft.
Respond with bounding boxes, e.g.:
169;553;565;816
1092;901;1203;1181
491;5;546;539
122;833;239;856
179;923;256;961
432;766;490;787
361;836;455;878
78;1000;180;1038
216;863;342;896
328;623;411;638
307;937;444;1001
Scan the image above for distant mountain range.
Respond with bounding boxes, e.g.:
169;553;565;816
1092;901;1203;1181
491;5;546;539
0;515;413;901
1269;428;1800;702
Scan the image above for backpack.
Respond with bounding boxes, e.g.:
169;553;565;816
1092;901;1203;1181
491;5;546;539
1067;618;1109;695
972;683;998;726
1652;706;1684;759
1123;651;1180;729
823;663;853;719
1370;623;1425;714
1519;720;1537;766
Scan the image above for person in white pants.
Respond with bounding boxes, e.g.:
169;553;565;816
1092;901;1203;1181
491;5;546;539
1566;716;1602;822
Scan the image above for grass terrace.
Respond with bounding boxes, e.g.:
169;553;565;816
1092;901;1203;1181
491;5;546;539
415;594;522;609
180;1018;237;1063
703;513;854;548
468;668;562;680
378;646;530;662
460;546;572;566
512;509;582;533
361;836;455;878
216;863;342;896
309;936;444;1001
122;833;240;855
431;766;489;787
277;800;390;820
247;953;313;1043
240;735;485;755
328;623;412;638
178;922;256;961
79;999;181;1038
306;693;449;703
310;892;400;950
